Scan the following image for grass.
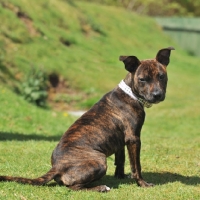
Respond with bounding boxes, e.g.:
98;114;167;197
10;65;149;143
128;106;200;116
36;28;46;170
0;0;200;199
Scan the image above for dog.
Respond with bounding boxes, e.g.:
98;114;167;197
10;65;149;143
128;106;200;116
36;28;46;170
0;47;174;192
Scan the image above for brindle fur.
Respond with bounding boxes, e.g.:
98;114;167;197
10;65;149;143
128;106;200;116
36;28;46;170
0;47;174;192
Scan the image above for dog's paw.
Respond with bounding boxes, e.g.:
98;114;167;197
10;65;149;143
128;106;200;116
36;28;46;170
137;180;154;187
105;186;111;191
98;185;111;192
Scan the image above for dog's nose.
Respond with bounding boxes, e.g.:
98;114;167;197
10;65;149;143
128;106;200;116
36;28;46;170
152;91;162;100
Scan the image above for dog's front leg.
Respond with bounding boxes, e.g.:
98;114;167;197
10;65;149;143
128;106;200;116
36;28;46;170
114;147;125;179
127;137;153;187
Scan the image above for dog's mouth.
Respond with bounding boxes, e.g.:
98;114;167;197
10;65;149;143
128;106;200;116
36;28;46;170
144;95;165;104
140;92;165;105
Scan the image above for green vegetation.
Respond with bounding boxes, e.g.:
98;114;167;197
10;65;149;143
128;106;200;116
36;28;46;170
0;0;199;199
82;0;200;16
19;67;48;107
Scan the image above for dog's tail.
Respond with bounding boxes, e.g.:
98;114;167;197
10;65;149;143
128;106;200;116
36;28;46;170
0;167;56;186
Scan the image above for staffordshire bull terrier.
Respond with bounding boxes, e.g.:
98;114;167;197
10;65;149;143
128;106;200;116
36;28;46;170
0;47;175;192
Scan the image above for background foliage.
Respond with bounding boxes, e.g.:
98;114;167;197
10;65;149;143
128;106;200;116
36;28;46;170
81;0;200;16
20;68;48;107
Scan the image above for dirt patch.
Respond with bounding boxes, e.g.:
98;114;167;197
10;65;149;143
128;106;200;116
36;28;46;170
60;37;72;47
17;11;41;37
47;73;87;111
1;2;42;37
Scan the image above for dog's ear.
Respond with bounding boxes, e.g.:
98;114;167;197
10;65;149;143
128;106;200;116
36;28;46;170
156;47;175;66
119;56;141;73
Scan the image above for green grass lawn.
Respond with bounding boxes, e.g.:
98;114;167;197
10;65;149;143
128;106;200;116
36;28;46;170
0;82;199;199
0;0;200;199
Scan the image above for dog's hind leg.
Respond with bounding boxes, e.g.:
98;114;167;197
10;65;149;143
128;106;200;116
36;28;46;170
58;156;110;192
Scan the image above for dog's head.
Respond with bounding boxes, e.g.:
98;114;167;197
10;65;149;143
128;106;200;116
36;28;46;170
120;47;175;104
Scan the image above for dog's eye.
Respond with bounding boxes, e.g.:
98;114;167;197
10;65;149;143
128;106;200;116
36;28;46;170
139;78;146;82
139;76;151;82
159;74;165;80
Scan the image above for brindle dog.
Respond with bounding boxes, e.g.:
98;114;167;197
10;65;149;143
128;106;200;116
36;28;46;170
0;47;174;192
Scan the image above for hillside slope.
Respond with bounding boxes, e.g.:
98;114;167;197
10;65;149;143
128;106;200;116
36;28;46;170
0;0;200;109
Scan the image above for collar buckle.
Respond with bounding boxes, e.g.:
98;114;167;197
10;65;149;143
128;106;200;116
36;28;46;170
138;98;152;108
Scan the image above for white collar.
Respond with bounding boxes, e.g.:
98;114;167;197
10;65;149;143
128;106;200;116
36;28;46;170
118;80;152;108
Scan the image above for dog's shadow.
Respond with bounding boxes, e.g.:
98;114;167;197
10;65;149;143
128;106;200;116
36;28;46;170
0;131;61;141
97;172;200;189
48;172;200;189
142;171;200;186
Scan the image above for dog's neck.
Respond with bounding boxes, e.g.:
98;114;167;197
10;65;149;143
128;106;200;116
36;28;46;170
119;74;152;108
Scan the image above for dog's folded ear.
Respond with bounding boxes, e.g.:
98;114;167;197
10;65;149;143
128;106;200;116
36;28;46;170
156;47;175;66
119;56;141;73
